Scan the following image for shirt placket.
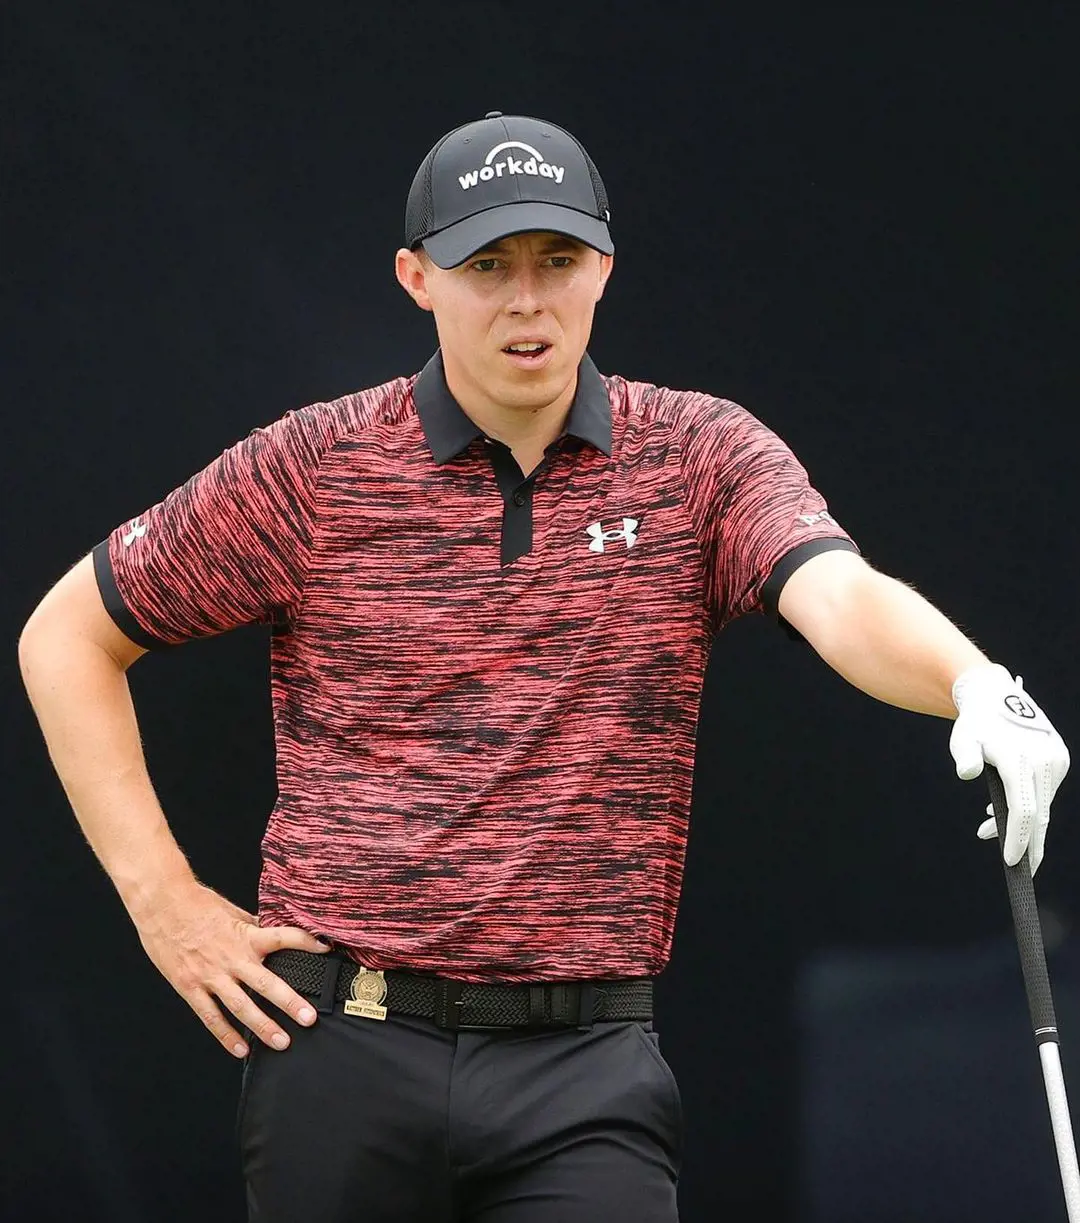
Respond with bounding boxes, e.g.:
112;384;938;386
485;437;567;567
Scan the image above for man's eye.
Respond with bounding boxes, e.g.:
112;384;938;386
471;258;500;272
548;256;574;268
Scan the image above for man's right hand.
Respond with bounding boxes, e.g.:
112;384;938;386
132;880;331;1058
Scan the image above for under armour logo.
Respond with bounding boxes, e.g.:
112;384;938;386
1004;695;1036;719
798;511;836;527
585;518;639;553
122;518;147;547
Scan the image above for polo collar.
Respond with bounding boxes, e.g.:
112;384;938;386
413;349;613;465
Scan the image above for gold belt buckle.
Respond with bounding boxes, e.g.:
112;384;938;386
343;967;388;1021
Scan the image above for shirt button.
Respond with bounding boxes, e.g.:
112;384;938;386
512;492;526;507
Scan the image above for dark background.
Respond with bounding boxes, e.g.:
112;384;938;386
4;3;1078;1220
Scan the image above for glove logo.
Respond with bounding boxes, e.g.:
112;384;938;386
1004;694;1037;719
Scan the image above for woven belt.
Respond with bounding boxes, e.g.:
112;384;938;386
265;949;653;1031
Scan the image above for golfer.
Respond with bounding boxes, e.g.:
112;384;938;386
18;111;1070;1222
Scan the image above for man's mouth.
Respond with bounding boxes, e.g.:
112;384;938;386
502;341;553;367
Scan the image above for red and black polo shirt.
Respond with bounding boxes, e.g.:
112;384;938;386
93;351;858;983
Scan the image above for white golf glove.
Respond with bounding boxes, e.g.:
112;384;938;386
950;663;1069;875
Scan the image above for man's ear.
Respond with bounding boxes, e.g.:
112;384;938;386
395;247;434;313
595;253;615;302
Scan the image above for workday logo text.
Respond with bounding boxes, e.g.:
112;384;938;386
459;142;566;191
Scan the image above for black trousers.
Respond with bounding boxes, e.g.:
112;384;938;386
236;996;682;1222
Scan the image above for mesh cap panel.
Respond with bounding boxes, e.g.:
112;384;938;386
404;143;442;249
578;144;610;221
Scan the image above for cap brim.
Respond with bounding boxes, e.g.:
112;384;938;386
421;202;613;269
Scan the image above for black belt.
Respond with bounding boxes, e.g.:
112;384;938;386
266;949;654;1031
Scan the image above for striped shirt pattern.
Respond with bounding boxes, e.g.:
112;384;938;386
94;358;856;982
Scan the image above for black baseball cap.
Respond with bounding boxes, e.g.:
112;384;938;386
404;111;614;269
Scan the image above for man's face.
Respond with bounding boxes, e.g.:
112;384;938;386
395;232;614;411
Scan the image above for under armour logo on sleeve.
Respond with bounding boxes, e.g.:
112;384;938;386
122;518;147;546
585;518;639;553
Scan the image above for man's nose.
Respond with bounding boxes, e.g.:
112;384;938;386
505;265;545;314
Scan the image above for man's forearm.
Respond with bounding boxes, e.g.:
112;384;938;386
18;627;196;918
780;554;989;717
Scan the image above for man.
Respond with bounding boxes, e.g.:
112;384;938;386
18;111;1069;1222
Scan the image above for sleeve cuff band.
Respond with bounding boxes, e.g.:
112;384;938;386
91;539;171;651
761;537;860;615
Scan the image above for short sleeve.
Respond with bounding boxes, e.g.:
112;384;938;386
679;397;859;631
92;405;327;649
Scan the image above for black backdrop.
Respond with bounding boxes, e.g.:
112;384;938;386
4;4;1078;1220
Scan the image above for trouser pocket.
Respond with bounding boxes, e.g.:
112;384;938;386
631;1021;684;1141
234;1038;261;1149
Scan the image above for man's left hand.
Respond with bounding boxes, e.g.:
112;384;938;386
950;662;1069;875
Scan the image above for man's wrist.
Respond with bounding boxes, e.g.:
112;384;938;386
116;857;199;923
952;661;1013;714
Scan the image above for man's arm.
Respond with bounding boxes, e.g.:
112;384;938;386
776;548;1068;873
776;549;987;717
18;553;329;1057
18;554;190;905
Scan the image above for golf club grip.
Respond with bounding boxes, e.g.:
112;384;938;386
986;765;1058;1042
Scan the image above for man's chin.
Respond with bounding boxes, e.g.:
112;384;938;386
491;356;574;405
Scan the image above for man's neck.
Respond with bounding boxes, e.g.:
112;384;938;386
443;355;578;462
